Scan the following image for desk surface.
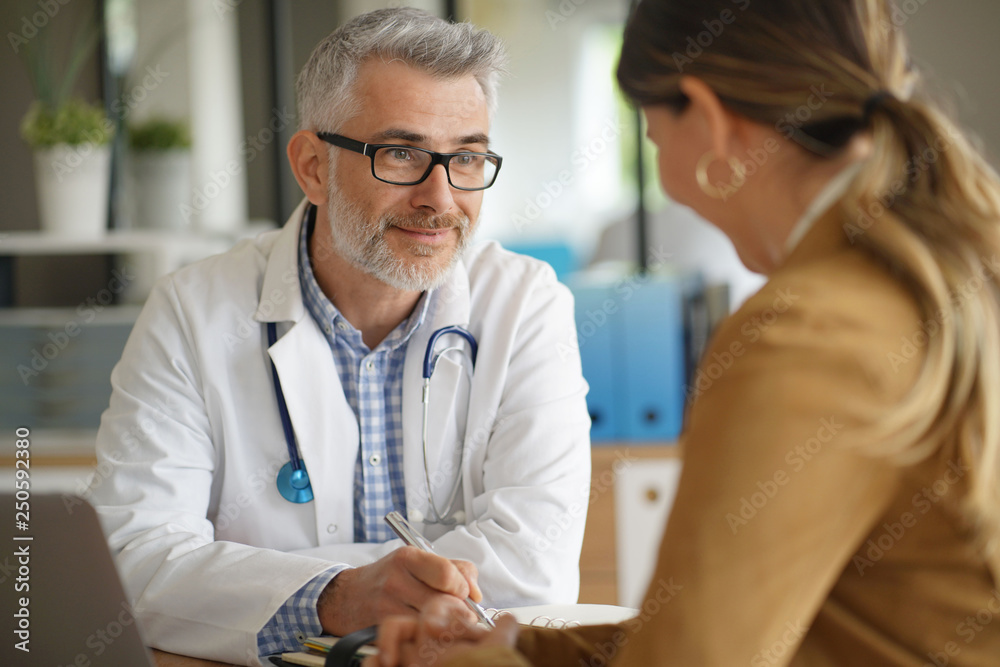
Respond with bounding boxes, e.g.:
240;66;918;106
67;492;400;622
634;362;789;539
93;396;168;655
153;648;242;666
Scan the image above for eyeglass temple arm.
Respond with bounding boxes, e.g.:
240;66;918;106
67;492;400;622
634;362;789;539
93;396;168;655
315;132;370;156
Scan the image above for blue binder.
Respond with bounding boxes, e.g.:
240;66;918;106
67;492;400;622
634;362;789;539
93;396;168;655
571;281;620;440
618;275;686;440
570;268;698;442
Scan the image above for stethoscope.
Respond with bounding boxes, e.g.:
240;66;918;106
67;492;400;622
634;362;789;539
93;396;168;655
266;321;478;525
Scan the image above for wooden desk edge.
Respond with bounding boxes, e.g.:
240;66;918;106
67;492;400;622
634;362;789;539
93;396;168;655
152;648;243;666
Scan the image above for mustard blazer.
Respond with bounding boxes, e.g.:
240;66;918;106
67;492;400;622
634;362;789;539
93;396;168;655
449;210;1000;666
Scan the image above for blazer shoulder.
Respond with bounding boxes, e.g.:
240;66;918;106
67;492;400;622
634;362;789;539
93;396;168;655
714;246;926;397
740;247;922;342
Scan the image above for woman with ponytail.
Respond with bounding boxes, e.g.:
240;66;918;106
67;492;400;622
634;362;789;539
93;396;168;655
366;1;1000;664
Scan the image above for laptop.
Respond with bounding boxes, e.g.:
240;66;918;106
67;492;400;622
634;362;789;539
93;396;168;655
1;493;155;666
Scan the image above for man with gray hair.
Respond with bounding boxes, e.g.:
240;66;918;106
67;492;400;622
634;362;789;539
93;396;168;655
89;7;591;665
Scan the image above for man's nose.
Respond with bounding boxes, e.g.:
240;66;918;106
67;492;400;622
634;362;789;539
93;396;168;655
408;164;457;215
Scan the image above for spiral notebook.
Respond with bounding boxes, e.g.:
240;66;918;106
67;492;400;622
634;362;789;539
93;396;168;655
482;603;637;628
275;604;637;666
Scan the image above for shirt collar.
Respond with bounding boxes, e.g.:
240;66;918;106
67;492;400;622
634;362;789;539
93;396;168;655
784;162;864;255
297;204;433;352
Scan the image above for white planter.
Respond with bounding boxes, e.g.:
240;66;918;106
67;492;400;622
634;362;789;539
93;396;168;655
132;150;192;230
33;144;111;238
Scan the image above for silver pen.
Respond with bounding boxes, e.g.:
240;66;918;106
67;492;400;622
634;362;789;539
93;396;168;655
384;511;496;628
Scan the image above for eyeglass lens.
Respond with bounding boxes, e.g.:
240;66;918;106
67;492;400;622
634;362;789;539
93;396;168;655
374;147;499;189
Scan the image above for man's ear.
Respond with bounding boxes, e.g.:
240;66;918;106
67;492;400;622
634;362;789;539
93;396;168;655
287;130;330;206
678;76;745;161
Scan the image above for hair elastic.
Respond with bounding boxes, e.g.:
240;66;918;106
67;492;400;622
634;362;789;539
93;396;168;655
862;90;895;124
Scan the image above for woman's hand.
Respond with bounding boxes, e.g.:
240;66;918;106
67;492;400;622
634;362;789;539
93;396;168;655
364;596;519;667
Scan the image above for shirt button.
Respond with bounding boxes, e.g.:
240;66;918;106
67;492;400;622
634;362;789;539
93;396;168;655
366;360;374;372
369;454;381;466
337;321;348;331
326;524;338;534
323;325;332;335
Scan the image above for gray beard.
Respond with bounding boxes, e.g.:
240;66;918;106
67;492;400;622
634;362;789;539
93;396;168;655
324;189;473;292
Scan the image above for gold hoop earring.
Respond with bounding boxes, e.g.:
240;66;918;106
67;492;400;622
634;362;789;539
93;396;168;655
696;150;747;200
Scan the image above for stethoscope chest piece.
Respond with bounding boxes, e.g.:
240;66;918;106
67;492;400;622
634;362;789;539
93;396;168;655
276;460;314;504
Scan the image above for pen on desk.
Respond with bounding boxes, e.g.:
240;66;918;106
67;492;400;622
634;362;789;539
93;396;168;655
384;511;497;628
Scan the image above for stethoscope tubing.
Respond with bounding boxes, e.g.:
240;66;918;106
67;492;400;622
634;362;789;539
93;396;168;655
267;322;303;472
267;321;477;520
267;322;314;503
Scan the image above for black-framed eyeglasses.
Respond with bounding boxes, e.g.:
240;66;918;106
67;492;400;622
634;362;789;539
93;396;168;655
317;132;502;191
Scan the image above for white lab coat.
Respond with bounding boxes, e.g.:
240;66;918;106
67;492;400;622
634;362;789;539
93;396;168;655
88;200;592;665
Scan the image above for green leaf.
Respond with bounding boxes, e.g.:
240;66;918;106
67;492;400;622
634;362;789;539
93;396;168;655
20;99;114;148
128;118;191;151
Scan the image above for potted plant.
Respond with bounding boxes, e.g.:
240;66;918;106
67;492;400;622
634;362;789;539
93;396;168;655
17;2;113;238
128;118;192;230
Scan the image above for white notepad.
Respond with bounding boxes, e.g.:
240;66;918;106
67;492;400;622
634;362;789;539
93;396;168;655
484;603;638;628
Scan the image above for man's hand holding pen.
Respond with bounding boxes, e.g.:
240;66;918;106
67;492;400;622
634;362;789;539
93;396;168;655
317;546;482;637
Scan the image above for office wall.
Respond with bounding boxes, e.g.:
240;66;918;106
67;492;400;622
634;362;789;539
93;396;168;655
2;0;999;234
904;0;1000;165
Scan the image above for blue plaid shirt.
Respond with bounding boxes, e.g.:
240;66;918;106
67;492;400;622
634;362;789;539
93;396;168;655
257;206;431;657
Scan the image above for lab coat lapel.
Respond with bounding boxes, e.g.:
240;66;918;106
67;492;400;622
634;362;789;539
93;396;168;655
258;199;358;544
255;198;309;324
402;260;472;531
267;319;358;544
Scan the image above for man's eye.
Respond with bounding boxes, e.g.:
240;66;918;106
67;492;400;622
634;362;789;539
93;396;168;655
390;148;413;161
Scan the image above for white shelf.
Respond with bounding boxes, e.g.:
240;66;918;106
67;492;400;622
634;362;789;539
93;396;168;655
0;428;98;459
0;305;142;326
0;229;234;256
